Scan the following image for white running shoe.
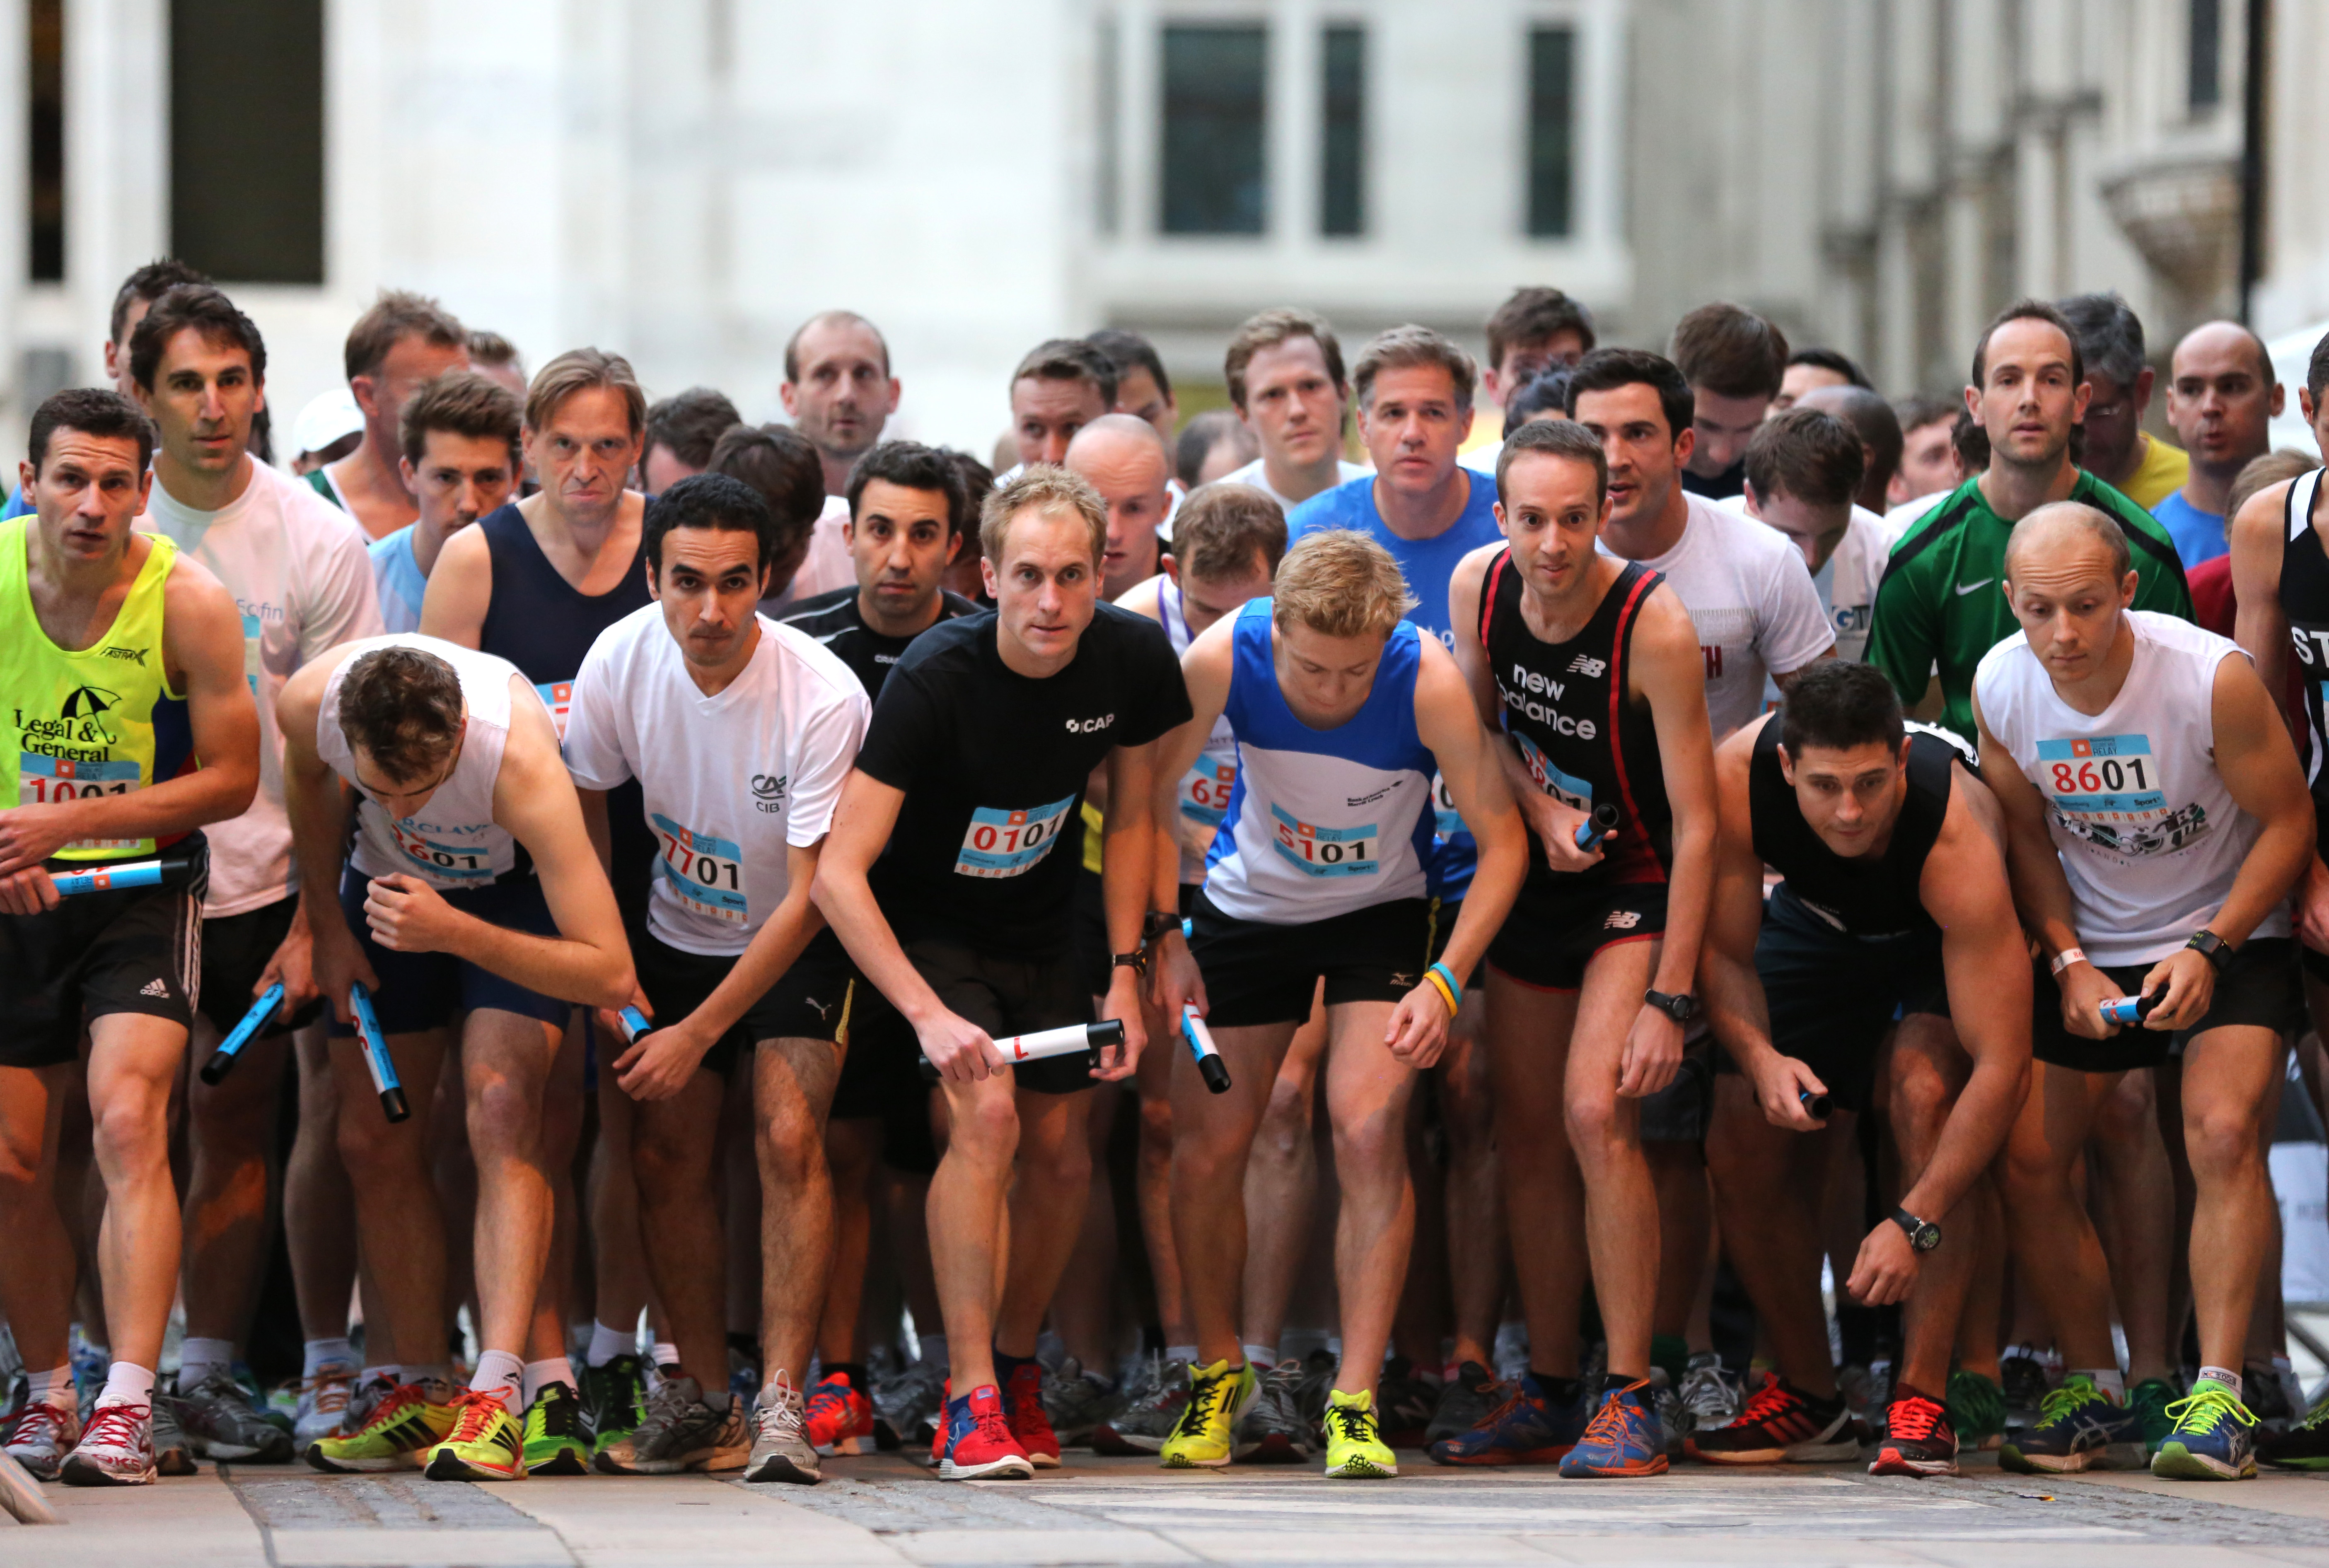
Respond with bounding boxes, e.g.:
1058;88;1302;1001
3;1399;81;1482
743;1374;820;1484
61;1402;157;1486
295;1362;359;1447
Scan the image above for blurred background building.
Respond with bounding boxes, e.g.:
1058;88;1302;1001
0;0;2320;451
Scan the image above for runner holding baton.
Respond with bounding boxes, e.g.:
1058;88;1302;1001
199;982;288;1084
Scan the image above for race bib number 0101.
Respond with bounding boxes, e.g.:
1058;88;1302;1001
2034;733;2203;857
1269;802;1380;877
20;753;143;851
652;813;748;924
956;794;1075;879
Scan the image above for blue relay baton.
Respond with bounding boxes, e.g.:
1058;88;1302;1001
1798;1087;1832;1120
200;982;287;1085
2100;992;2163;1028
616;1006;654;1044
1574;804;1620;852
50;848;196;897
1180;1006;1232;1094
349;982;410;1122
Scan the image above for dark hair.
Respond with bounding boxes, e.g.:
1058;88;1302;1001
1793;385;1899;499
1502;368;1573;438
1485;287;1596;369
1087;328;1172;403
846;440;972;537
1174;408;1256;487
128;284;266;391
1952;408;1990;471
29;387;155;475
1972;297;2084;389
1496;415;1609;506
644;471;779;573
2310;330;2329;407
1669;304;1789;400
784;310;889;383
400;370;523;469
1786;347;1871;389
109;259;211;347
1892;393;1957;435
1172;482;1286;583
938;448;995;537
338;646;465;783
1745;408;1865;509
1011;338;1117;408
2056;292;2145;387
1353;325;1476;413
705;424;824;559
466;330;522;370
343;289;465;383
642;387;741;471
1778;660;1903;757
1224;307;1347;411
1563;348;1694;443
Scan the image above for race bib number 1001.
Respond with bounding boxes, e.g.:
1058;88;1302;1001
955;794;1075;879
21;754;143;851
1269;802;1380;877
653;813;748;924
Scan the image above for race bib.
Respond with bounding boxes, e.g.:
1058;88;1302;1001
1514;735;1593;814
955;794;1075;879
21;754;142;850
1430;771;1461;838
387;819;496;882
534;681;573;742
1269;801;1380;877
2036;734;2205;857
653;814;748;924
1179;760;1235;827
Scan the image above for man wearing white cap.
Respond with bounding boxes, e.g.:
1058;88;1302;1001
290;388;365;476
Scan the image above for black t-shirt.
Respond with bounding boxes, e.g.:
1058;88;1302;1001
856;603;1192;950
780;584;980;702
1679;458;1747;501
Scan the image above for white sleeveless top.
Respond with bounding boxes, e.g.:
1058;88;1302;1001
1974;610;2286;965
1160;579;1244;885
316;634;542;889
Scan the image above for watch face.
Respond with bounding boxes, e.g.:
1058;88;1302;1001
1913;1223;1942;1252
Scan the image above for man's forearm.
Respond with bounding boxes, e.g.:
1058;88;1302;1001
814;869;947;1027
428;909;631;1008
1654;824;1715;996
1435;836;1523;983
686;893;825;1041
1701;955;1780;1072
2207;817;2315;947
55;769;255;848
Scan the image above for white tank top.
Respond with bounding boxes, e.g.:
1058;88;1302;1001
316;634;542;889
1973;610;2286;965
1160;579;1243;885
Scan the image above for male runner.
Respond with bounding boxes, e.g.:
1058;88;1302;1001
813;466;1182;1481
1774;348;1870;411
1461;286;1596;475
1004;341;1116;475
565;474;870;1482
1668;304;1788;500
1065;414;1174;605
1729;407;1889;670
1889;396;1963;510
2057;293;2188;512
304;292;471;540
127;285;385;1461
1795;384;1903;516
0;388;259;1486
1693;661;2030;1477
1216;309;1371;513
1978;504;2311;1481
371;371;524;634
281;634;635;1480
1431;417;1717;1476
2153;323;2281;567
1090;329;1181;449
640;387;742;495
783;312;899;497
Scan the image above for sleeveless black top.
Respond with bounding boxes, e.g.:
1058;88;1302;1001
1749;720;1956;937
2276;468;2329;803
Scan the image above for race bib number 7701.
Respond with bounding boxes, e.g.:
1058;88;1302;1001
955;794;1075;879
653;813;748;924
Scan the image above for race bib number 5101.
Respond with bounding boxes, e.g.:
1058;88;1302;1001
1269;802;1380;877
956;794;1075;879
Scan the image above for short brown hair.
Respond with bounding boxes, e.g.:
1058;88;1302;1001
525;347;647;437
1172;484;1286;584
643;387;742;470
1224;307;1346;412
1271;530;1414;641
1495;416;1608;505
1892;393;1956;436
466;330;522;371
129;284;265;391
980;464;1107;565
400;371;523;469
343;290;466;384
1353;326;1476;413
1971;298;2084;389
1669;303;1790;400
1484;287;1596;370
1744;408;1865;509
1010;339;1117;408
706;424;825;553
338;646;465;784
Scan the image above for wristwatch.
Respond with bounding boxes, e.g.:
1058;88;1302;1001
1643;988;1698;1023
1111;951;1147;977
1891;1207;1942;1253
1141;909;1182;944
2186;929;2234;974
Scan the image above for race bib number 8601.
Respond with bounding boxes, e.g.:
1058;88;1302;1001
955;794;1075;879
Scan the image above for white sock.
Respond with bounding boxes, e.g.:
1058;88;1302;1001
1242;1344;1276;1370
178;1336;235;1387
652;1340;680;1367
2197;1365;2243;1400
585;1320;632;1368
917;1333;946;1369
99;1361;157;1409
521;1357;574;1406
303;1338;355;1378
1166;1344;1199;1367
26;1365;73;1410
470;1351;524;1408
2074;1367;2125;1402
359;1363;397;1390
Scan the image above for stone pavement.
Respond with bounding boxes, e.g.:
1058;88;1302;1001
15;1452;2329;1567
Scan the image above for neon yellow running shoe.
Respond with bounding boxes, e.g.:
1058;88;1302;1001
1323;1388;1398;1479
521;1381;591;1475
2150;1381;2258;1481
1159;1359;1258;1469
303;1378;456;1473
423;1389;528;1481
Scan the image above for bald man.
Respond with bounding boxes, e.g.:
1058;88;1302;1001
781;312;901;496
1066;414;1173;603
2155;323;2283;569
1797;385;1904;517
1975;502;2310;1480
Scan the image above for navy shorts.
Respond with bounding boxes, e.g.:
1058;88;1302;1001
327;867;569;1037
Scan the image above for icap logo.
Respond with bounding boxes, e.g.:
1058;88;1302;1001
1064;714;1117;734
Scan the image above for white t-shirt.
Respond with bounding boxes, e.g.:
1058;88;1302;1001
1599;491;1834;739
1882;490;1949;551
1212;457;1373;518
1459;440;1503;476
1718;497;1889;694
563;607;870;955
143;460;384;916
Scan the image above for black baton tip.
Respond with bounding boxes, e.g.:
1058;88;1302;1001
1091;1019;1127;1049
200;1051;235;1086
380;1087;411;1124
1198;1055;1232;1095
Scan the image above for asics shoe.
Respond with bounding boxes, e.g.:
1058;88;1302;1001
60;1401;155;1486
1000;1360;1061;1468
592;1376;747;1474
872;1356;946;1453
803;1370;875;1457
4;1397;82;1481
1092;1356;1188;1455
1373;1358;1439;1449
1686;1373;1858;1465
1322;1388;1398;1479
1945;1369;2006;1452
2150;1382;2258;1480
1680;1352;1742;1433
2262;1388;2329;1470
1160;1359;1258;1469
580;1353;650;1456
1423;1362;1501;1448
1039;1358;1124;1450
1234;1361;1315;1463
151;1392;198;1476
1428;1373;1586;1466
174;1366;292;1462
1998;1375;2145;1474
422;1388;527;1481
293;1361;358;1447
305;1378;456;1472
520;1381;591;1475
1869;1386;1959;1476
1560;1380;1667;1478
2129;1377;2179;1454
743;1373;819;1484
936;1384;1033;1481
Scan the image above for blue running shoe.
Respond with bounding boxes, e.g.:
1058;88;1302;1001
2150;1382;2257;1481
1559;1380;1668;1478
1427;1374;1587;1467
1998;1375;2145;1474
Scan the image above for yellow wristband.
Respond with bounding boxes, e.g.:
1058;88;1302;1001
1422;970;1459;1016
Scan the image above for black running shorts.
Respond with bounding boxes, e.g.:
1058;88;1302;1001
1486;880;1669;993
2030;937;2300;1073
907;936;1096;1095
0;835;208;1069
1184;889;1433;1029
632;926;854;1081
327;867;568;1037
197;893;326;1042
829;975;941;1174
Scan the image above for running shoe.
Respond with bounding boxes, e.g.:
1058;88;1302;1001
1680;1352;1742;1433
1428;1373;1586;1466
1560;1380;1668;1478
1649;1368;1688;1457
305;1378;456;1473
293;1361;358;1447
804;1370;875;1456
1998;1375;2145;1474
1944;1368;2006;1452
1039;1359;1123;1450
592;1376;747;1474
1092;1356;1188;1455
151;1392;198;1476
1160;1358;1259;1469
4;1398;81;1482
1868;1386;1958;1476
2261;1389;2329;1470
1000;1359;1061;1468
580;1353;650;1456
743;1373;819;1484
1322;1388;1397;1479
936;1384;1033;1481
2244;1362;2298;1428
521;1381;591;1475
422;1389;527;1481
872;1356;947;1453
2150;1382;2258;1480
174;1366;293;1462
1233;1360;1314;1463
2129;1377;2179;1453
1293;1348;1339;1430
1373;1357;1439;1449
60;1402;155;1486
1686;1372;1858;1465
1423;1361;1502;1448
1998;1346;2049;1429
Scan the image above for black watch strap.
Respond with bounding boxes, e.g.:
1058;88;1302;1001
1141;909;1182;943
1892;1206;1941;1252
2187;929;2233;973
1112;950;1147;975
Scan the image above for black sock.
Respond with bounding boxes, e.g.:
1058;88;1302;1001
726;1331;759;1370
993;1348;1036;1384
1527;1370;1583;1406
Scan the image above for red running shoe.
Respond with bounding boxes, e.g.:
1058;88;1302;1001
1869;1385;1959;1477
937;1385;1033;1481
1686;1372;1861;1465
1002;1361;1062;1468
803;1372;875;1456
